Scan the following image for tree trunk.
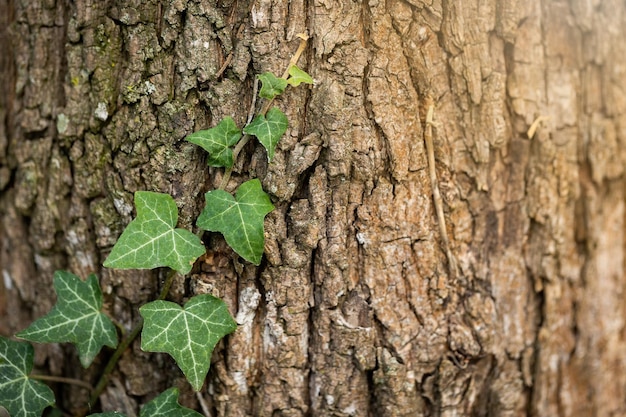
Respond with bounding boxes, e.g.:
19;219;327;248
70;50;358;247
2;0;626;416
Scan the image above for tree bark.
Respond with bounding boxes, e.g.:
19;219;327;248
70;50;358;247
2;0;626;416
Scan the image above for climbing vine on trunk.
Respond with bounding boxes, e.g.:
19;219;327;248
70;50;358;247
0;36;312;417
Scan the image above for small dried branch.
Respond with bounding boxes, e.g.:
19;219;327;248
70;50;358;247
423;96;458;281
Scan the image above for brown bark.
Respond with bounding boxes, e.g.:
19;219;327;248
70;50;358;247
2;0;626;416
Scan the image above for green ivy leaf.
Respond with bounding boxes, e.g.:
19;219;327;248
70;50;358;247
139;295;237;391
87;388;202;417
243;107;288;161
139;388;203;416
197;179;274;265
16;271;117;367
286;65;313;87
185;117;242;168
257;72;288;99
0;336;55;417
103;191;205;274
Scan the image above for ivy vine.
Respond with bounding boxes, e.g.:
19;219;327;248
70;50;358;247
0;35;312;416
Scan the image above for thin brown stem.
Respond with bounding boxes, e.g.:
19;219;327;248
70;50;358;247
86;317;143;412
215;53;233;79
423;96;458;283
281;33;310;79
196;391;213;417
219;134;251;190
260;33;309;116
86;269;178;412
157;268;178;301
247;77;260;124
30;374;93;391
219;78;259;190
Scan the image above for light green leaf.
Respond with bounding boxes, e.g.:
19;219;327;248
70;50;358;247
257;72;287;99
243;107;288;161
139;295;237;391
87;388;202;417
287;65;313;87
0;336;55;417
16;271;117;367
103;191;205;274
197;179;274;265
185;117;242;168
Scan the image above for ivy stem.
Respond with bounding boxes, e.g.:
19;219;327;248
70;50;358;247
87;317;143;411
157;268;178;301
218;33;309;191
86;269;178;412
219;134;250;190
30;374;94;391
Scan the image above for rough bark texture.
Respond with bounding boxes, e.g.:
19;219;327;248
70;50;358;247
2;0;626;416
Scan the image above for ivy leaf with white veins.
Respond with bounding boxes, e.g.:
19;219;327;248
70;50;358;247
286;65;313;87
257;72;288;99
87;388;202;417
103;191;205;275
139;295;237;391
0;336;55;417
243;107;288;161
139;387;204;416
185;117;242;168
16;271;117;367
197;179;274;265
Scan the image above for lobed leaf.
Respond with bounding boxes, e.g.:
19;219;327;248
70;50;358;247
185;117;242;168
257;72;288;100
197;179;274;265
0;336;55;417
16;271;117;367
139;388;203;416
103;191;206;274
87;388;202;417
286;65;313;87
243;107;288;161
139;295;237;391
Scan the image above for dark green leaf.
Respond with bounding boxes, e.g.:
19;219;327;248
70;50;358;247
88;388;203;417
103;192;205;274
17;271;117;367
197;179;274;265
139;388;203;416
257;72;288;99
243;107;288;161
140;296;237;391
0;336;55;417
185;117;242;168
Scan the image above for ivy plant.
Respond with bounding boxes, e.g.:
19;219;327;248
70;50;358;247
243;107;289;161
0;34;312;416
16;271;117;367
89;388;202;417
197;179;274;265
102;191;205;274
184;117;242;168
0;337;55;417
140;295;237;391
